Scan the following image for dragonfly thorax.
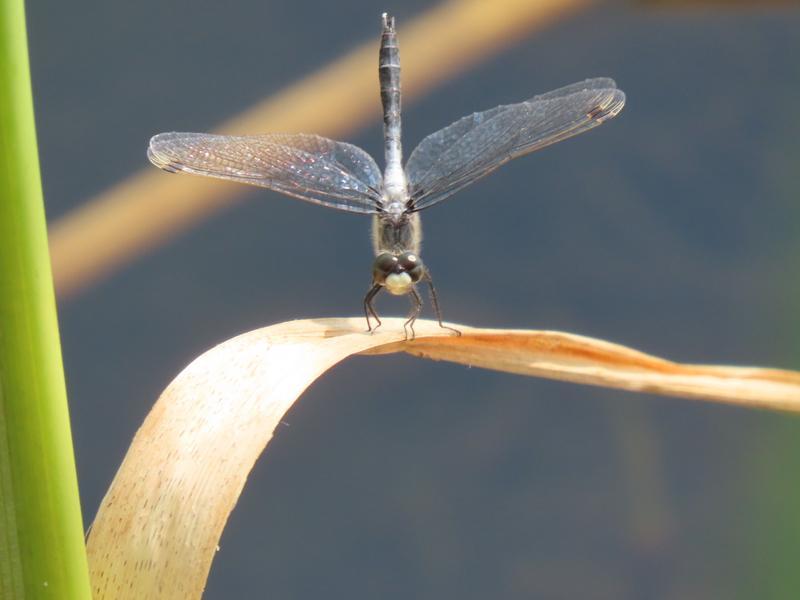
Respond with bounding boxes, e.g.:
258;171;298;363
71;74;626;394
371;210;421;256
382;201;406;220
372;251;425;295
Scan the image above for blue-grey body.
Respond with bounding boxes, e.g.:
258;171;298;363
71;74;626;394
147;13;626;338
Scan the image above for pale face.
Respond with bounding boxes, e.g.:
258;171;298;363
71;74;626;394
384;272;413;295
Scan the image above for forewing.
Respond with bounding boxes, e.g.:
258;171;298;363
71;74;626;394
405;78;625;211
148;132;383;214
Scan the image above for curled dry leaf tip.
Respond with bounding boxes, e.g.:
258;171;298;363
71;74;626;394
86;317;800;598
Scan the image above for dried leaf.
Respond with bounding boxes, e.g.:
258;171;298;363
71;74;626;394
86;318;800;598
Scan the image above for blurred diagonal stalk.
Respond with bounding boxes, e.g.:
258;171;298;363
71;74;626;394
48;0;596;298
0;0;91;596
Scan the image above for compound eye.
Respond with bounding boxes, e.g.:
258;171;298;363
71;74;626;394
398;252;420;271
398;252;424;282
407;264;424;283
372;253;398;284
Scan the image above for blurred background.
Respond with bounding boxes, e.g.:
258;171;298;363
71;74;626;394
28;0;800;597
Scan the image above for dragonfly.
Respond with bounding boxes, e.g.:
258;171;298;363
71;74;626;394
148;13;625;339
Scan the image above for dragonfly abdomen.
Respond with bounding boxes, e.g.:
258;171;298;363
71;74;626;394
379;13;405;203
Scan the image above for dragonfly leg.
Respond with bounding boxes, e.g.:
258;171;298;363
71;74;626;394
423;272;461;336
404;287;423;341
363;284;383;332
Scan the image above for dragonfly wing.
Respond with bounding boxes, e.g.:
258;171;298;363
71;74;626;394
405;79;625;211
148;132;384;214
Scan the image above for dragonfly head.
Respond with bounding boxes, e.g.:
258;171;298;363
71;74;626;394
372;252;425;295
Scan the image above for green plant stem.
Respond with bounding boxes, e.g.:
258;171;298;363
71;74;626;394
0;0;91;597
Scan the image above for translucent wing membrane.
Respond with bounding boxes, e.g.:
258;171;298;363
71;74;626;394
405;78;625;211
148;133;384;214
